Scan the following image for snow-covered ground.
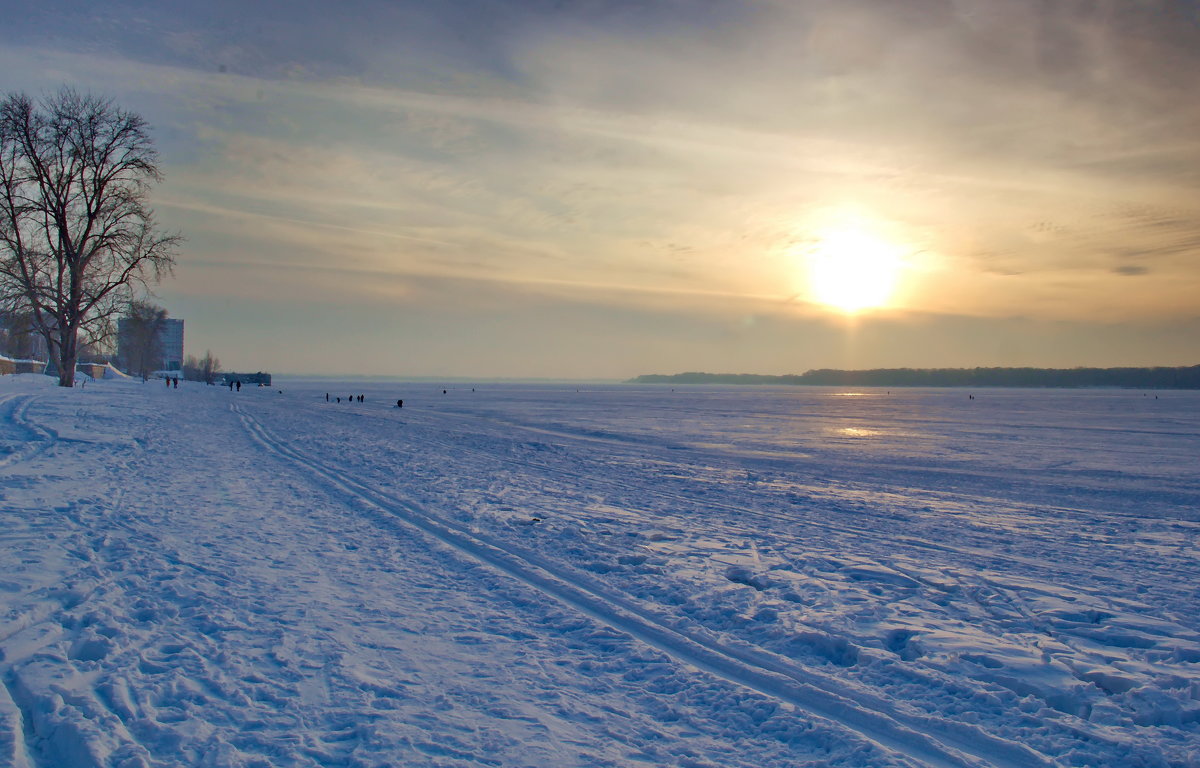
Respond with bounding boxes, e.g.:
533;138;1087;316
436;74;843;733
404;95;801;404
1;374;1197;767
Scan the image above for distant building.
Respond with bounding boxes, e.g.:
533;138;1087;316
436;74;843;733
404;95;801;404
117;316;184;372
160;319;184;371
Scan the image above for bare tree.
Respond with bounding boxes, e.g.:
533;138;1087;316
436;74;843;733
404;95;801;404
0;89;179;386
200;349;220;385
118;300;167;381
182;350;220;385
0;306;38;359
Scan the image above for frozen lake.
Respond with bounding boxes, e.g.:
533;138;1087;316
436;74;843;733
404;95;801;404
288;379;1200;517
2;376;1198;766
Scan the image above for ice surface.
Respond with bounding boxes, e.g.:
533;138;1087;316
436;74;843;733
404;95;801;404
0;375;1197;766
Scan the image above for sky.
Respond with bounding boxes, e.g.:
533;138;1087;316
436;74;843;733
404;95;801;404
2;0;1199;378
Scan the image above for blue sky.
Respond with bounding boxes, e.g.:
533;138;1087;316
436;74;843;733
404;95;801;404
3;0;1199;376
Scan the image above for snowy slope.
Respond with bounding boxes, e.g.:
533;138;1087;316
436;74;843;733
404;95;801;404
1;375;1197;767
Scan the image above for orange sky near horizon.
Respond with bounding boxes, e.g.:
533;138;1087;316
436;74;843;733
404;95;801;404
2;0;1197;376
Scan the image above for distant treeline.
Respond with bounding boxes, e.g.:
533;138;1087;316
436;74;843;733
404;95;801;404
628;366;1200;389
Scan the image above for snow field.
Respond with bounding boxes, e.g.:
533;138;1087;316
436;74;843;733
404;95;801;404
0;375;1198;766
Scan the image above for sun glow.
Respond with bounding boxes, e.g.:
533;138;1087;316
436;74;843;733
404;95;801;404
805;225;907;314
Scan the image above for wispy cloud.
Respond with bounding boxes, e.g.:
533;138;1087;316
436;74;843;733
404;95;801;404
3;1;1197;373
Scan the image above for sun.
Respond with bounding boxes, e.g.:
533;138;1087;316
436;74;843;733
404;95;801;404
804;225;906;313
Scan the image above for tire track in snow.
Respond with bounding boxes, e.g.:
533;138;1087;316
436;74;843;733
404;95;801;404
394;412;1114;594
235;404;1052;768
0;676;33;768
411;407;1200;590
0;393;61;768
293;397;1198;741
0;391;168;768
0;395;54;469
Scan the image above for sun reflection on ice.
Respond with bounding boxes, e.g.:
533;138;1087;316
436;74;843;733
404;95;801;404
836;427;878;437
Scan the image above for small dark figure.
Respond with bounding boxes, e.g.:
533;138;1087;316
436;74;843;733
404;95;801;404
396;399;403;408
443;389;447;394
229;381;234;391
358;394;364;403
337;397;341;403
165;377;170;388
326;393;329;402
236;380;241;392
173;377;178;389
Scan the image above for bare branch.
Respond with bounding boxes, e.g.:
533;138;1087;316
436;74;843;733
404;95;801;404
0;88;179;386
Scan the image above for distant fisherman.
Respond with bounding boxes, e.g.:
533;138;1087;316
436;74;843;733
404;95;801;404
396;399;403;408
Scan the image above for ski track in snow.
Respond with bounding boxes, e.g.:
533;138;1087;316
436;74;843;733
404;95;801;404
259;384;1200;765
0;376;1198;767
234;403;1042;768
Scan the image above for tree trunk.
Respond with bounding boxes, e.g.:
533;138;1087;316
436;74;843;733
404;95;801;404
56;326;77;387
